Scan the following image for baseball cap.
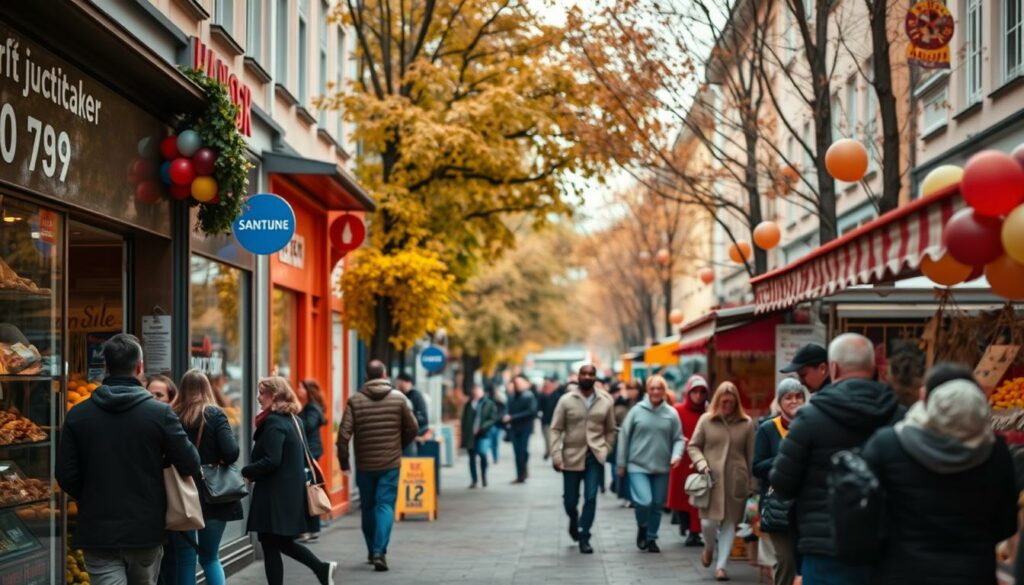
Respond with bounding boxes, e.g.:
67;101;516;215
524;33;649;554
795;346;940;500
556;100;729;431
779;344;828;373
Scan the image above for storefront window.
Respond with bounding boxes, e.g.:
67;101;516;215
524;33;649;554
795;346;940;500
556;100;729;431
272;287;299;385
190;255;250;542
0;196;62;584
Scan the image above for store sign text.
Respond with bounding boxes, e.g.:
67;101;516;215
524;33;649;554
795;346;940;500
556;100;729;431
279;235;305;269
192;38;253;136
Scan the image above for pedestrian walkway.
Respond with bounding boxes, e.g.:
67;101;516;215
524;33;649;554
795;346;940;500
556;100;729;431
230;431;762;584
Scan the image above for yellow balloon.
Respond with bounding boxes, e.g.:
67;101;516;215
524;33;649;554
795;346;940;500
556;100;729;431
190;176;218;202
1002;205;1024;264
920;165;963;198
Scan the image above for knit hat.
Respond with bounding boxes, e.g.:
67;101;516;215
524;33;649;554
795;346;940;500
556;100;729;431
919;379;992;446
776;378;810;402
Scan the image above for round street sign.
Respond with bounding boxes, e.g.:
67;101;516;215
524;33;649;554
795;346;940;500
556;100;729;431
329;213;367;255
419;346;447;374
232;194;296;255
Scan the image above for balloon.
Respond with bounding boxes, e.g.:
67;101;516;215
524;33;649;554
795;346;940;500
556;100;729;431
1002;205;1024;264
753;221;781;250
961;150;1024;217
193;148;217;176
169;158;195;186
699;268;714;285
159;136;180;160
943;208;1004;266
169;184;192;200
825;139;869;182
137;136;158;158
920;254;971;286
130;159;155;183
176;129;203;157
159;161;172;186
1013;143;1024;170
669;309;684;325
135;180;163;204
966;265;984;281
728;242;753;264
655;248;671;266
190;176;218;202
920;165;963;198
985;255;1024;300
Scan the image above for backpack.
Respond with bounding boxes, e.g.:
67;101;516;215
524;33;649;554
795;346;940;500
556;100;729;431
827;449;885;564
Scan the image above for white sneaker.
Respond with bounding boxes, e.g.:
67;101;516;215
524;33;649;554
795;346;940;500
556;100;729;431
325;561;337;585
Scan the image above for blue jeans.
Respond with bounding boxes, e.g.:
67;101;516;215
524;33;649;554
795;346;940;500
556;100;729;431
468;446;488;484
628;472;669;541
488;426;502;462
356;467;401;556
563;452;602;541
801;554;870;585
173;519;227;585
510;430;531;481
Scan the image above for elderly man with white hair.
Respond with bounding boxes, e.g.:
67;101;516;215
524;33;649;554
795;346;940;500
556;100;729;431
769;333;904;585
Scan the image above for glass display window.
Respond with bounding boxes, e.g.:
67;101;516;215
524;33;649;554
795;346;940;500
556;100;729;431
272;287;299;387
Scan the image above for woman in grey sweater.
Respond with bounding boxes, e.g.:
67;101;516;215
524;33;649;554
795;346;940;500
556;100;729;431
617;375;684;553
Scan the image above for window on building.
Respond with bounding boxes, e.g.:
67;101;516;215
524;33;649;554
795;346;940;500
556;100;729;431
845;77;858;138
336;28;346;141
802;122;815;181
299;0;309;104
786;136;796;223
922;86;949;135
1006;0;1024;81
215;0;235;35
865;64;878;172
319;1;329;126
831;93;842;138
247;0;262;61
276;0;288;81
966;0;982;104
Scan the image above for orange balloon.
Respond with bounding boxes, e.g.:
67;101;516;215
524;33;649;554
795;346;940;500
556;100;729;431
985;255;1024;300
655;248;671;266
669;309;684;325
728;242;753;264
754;221;782;250
699;268;714;285
920;254;972;286
825;139;869;182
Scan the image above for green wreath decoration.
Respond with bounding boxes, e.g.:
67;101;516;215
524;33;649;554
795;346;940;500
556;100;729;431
179;68;252;236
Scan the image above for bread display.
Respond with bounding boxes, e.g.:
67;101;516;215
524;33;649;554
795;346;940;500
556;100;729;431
0;257;48;295
0;342;42;375
0;408;47;445
0;478;50;508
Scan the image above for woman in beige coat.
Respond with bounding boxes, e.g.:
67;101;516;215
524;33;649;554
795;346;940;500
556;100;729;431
687;382;755;582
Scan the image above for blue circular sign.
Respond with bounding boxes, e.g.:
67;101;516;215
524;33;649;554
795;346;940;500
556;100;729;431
419;346;447;374
232;194;296;255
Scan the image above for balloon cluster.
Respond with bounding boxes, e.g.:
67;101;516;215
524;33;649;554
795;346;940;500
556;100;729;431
158;129;220;203
925;146;1024;300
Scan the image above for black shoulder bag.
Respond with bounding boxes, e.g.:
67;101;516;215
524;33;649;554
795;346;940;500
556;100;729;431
197;409;249;504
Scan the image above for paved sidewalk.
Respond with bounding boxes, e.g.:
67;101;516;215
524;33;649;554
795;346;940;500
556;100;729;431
230;432;763;584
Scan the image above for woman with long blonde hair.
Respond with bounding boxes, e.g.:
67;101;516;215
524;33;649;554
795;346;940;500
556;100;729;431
170;370;242;585
687;382;756;581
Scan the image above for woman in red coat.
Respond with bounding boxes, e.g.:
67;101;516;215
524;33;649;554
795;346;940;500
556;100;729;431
667;374;709;546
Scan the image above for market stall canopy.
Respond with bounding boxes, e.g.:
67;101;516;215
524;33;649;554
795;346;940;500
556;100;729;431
674;314;715;355
644;337;681;366
673;305;780;355
264;151;377;212
751;185;963;313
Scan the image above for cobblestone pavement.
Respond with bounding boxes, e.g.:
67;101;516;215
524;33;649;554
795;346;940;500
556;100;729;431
230;432;763;584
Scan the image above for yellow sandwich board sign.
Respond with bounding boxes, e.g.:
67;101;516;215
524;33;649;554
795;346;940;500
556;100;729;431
394;457;437;521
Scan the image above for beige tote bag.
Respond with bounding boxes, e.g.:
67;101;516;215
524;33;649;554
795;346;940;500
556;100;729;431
292;416;332;516
164;466;206;531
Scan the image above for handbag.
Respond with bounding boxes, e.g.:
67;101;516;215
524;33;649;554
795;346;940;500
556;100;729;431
164;465;205;531
759;487;792;533
292;415;332;516
196;411;249;504
684;470;714;509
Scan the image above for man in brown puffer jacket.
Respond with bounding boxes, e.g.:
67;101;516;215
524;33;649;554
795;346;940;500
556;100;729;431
337;360;418;572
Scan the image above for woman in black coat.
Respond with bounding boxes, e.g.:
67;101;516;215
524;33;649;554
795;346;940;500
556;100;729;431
297;379;328;539
862;375;1018;585
171;370;244;585
242;377;336;585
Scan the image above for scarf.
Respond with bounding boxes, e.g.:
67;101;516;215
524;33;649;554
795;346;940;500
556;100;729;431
255;408;272;429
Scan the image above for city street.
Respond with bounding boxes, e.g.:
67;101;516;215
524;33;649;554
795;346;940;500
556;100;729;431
231;434;761;584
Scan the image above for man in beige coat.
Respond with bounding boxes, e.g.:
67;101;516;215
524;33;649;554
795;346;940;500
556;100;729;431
548;364;617;554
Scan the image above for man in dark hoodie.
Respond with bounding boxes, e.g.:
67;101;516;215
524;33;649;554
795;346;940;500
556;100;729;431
396;372;429;456
336;360;418;572
770;333;901;585
56;334;200;585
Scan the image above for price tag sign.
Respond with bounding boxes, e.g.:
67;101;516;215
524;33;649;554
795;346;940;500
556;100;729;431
394;457;437;521
974;345;1021;391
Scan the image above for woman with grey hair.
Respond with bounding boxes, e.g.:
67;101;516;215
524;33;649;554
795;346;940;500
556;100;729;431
752;378;809;585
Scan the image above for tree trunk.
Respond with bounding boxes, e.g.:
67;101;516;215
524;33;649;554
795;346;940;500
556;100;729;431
744;124;768;275
869;0;901;213
663;276;672;337
812;3;838;244
461;354;481;397
371;295;394;365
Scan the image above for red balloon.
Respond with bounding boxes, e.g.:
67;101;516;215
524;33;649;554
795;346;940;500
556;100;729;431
169;184;191;200
966;264;984;281
135;180;163;204
169;158;195;186
160;136;180;160
943;207;1004;266
193;148;217;176
130;158;156;182
961;150;1024;217
1013;143;1024;171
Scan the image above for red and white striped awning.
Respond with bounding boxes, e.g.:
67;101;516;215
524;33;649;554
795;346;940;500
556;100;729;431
751;185;964;313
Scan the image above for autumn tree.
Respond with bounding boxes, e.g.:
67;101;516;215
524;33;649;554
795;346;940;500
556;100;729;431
323;0;636;363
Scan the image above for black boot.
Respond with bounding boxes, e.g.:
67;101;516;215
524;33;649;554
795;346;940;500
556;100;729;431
569;514;580;542
372;554;388;572
579;539;593;554
684;531;703;547
636;525;648;550
646;541;660;553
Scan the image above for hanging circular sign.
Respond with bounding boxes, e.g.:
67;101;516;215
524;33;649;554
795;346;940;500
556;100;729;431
232;194;296;255
905;1;954;51
329;214;367;255
419;346;447;374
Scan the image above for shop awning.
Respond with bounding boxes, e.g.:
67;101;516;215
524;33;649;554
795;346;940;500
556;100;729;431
644;337;681;366
674;314;716;355
716;313;783;355
750;185;963;313
264;151;377;212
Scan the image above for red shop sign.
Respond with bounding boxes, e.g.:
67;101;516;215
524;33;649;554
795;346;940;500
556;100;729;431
191;38;253;136
329;214;366;255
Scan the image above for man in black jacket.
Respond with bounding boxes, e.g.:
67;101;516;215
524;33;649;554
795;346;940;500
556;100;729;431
770;333;901;585
539;378;564;460
502;375;538;483
779;343;831;393
57;334;200;585
397;372;429;456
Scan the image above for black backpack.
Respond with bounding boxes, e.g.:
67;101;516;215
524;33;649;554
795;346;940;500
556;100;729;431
827;449;885;564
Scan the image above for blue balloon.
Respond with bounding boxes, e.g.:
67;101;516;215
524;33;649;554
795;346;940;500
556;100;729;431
137;136;158;158
176;129;203;157
159;161;172;186
232;194;296;255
